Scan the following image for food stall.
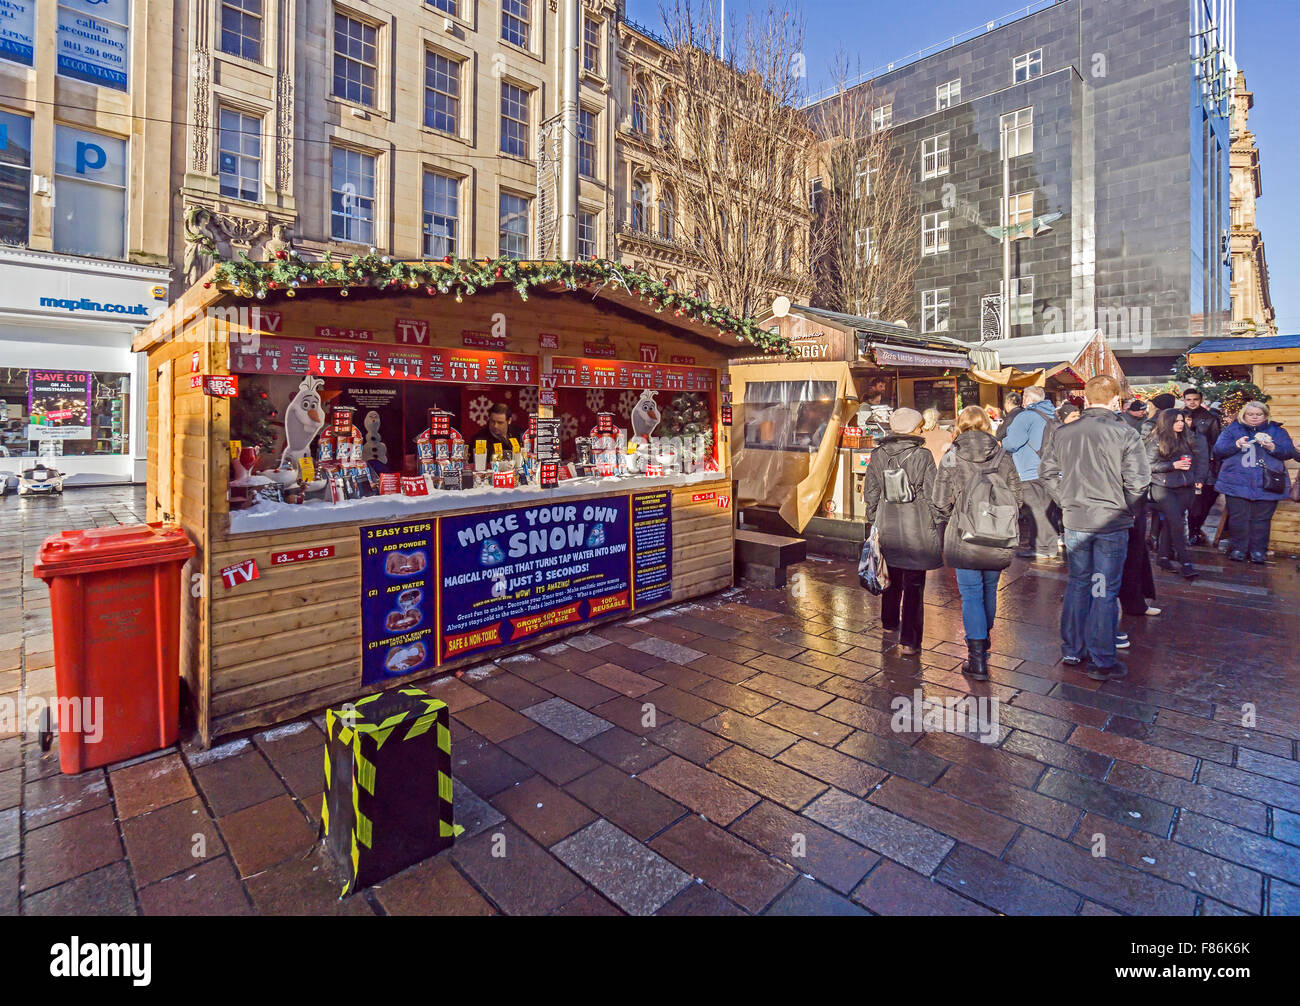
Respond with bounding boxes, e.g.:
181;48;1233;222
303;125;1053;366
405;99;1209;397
134;254;786;744
734;305;970;537
1187;334;1300;554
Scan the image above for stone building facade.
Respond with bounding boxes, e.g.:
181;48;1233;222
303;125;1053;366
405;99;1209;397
1227;70;1276;338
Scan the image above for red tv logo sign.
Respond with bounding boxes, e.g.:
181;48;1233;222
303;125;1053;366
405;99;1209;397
640;343;658;363
396;318;428;344
219;559;260;590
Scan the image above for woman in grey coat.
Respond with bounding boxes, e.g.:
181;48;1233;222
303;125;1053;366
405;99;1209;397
862;408;943;656
931;406;1023;680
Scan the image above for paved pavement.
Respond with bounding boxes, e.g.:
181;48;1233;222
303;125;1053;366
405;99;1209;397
2;486;1299;915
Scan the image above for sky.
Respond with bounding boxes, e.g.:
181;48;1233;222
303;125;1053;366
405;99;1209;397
625;0;1300;334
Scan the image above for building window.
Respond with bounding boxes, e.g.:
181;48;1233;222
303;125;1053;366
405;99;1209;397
854;157;876;198
583;16;601;74
53;126;127;259
333;13;377;106
219;0;262;62
424;50;461;134
217;108;261;202
1001;107;1033;158
921;288;950;333
0;110;32;246
631;178;648;231
427;0;457;14
631;82;648;134
936;79;961;110
1013;49;1042;84
658;188;674;240
659;94;674;145
872;104;892;131
422;171;458;258
499;191;529;258
330;146;375;244
1;370;132;457
854;227;874;267
578;210;597;258
1005;190;1033;237
1008;275;1033;326
57;0;130;91
501;0;530;48
578;108;597;178
921;133;949;179
809;176;823;213
500;82;530;157
922;210;949;255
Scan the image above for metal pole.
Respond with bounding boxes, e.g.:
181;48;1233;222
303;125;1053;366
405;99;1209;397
1001;122;1011;341
558;0;580;260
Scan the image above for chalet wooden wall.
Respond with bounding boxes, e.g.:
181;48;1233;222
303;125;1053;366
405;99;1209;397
1255;362;1300;553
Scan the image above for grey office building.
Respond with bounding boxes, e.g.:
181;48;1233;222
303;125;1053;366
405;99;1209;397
813;0;1238;381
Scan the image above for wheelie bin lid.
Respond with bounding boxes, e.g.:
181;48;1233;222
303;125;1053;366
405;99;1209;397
34;523;196;580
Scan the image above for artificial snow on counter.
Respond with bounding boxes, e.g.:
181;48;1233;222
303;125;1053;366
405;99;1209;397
227;470;726;535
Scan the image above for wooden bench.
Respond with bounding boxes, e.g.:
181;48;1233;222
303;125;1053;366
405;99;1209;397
735;528;806;588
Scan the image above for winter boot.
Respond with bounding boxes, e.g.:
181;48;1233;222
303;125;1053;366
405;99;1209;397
961;638;989;681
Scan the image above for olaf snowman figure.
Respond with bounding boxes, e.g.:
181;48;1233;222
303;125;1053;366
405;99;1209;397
627;390;662;474
279;375;326;469
362;410;387;464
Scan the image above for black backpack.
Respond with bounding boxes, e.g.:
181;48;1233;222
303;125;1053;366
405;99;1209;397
956;457;1019;548
882;447;917;504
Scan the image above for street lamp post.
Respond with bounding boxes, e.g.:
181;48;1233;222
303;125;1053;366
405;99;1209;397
1001;119;1011;342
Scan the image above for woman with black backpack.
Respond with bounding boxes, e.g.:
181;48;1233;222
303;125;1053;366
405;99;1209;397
1144;409;1207;579
931;405;1023;680
861;408;943;656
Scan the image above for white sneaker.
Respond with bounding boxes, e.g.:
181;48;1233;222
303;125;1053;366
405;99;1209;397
1144;606;1162;616
1115;636;1131;649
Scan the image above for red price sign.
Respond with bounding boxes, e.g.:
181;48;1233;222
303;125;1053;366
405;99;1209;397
270;546;335;566
691;492;716;502
202;375;240;397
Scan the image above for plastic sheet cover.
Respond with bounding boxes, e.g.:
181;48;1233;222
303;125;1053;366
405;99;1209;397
730;361;853;532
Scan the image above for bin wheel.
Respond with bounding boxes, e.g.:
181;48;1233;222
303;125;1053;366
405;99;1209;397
39;705;54;751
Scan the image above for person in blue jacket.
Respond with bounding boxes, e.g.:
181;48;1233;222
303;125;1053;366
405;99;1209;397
1000;386;1060;559
1213;401;1295;563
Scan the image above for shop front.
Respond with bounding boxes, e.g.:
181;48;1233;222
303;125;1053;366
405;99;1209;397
135;255;785;743
734;305;970;540
0;246;171;483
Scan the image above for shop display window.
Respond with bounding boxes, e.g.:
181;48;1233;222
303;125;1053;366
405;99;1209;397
0;368;130;457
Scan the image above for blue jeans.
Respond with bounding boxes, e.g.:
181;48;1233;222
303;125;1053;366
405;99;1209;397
955;568;1001;640
1062;528;1129;667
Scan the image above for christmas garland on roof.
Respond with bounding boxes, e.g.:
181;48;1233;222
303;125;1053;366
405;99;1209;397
210;250;791;354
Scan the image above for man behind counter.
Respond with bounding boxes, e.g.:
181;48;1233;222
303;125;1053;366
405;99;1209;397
474;402;524;453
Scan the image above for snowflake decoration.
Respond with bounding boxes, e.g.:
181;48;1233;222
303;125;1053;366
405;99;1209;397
618;389;638;418
586;389;606;413
560;414;579;439
467;395;493;426
517;386;538;413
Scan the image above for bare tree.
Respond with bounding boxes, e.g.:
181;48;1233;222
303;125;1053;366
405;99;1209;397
808;56;917;322
650;0;815;319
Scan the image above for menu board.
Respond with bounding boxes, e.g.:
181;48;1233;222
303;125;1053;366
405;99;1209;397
549;357;715;393
436;496;632;662
631;491;672;606
533;418;561;461
359;519;437;684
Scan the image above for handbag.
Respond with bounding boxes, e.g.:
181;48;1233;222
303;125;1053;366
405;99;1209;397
1259;461;1286;496
858;523;890;596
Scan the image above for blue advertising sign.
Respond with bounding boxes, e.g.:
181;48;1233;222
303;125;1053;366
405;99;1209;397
360;519;437;685
438;496;632;662
631;491;672;606
0;0;35;66
57;0;130;92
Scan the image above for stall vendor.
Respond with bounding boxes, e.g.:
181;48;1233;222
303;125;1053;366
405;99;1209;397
473;402;524;453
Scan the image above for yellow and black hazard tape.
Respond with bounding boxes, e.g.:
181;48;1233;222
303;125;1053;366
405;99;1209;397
321;686;463;896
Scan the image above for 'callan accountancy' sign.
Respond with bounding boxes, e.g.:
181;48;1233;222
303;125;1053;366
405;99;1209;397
57;0;130;92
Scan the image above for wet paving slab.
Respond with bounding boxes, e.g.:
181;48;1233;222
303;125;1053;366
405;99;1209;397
2;486;1300;915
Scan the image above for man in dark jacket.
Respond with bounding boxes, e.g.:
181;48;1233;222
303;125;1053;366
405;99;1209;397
1181;387;1222;545
1121;399;1148;433
996;392;1023;442
862;408;943;657
1039;375;1152;680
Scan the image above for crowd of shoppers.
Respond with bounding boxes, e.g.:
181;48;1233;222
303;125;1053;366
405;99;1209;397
860;377;1295;682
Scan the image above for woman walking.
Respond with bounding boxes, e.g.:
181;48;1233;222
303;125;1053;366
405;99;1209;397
1144;409;1207;580
862;408;943;656
931;405;1022;680
1214;401;1295;562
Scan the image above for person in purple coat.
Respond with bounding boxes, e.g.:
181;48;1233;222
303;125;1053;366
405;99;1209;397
1213;401;1295;563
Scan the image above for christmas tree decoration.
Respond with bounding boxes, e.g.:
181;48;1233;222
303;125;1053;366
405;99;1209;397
230;377;279;448
208;252;791;354
659;391;715;453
